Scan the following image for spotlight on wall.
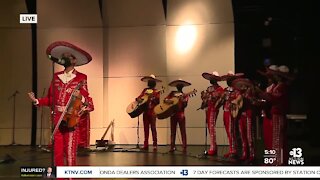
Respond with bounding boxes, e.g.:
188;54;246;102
175;24;197;54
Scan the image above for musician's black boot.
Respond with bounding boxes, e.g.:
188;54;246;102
169;146;176;152
153;142;157;151
141;141;148;150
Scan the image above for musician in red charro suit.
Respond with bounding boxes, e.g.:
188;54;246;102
78;111;92;149
257;66;277;151
201;72;224;155
220;71;244;158
259;65;292;165
137;75;162;151
164;79;191;153
232;78;256;162
28;41;94;167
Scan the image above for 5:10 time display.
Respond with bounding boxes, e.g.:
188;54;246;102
264;150;276;155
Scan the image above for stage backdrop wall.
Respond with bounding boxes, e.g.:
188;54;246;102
0;0;234;146
102;0;234;145
0;0;32;145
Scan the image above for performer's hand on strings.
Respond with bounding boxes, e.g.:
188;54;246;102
78;104;90;116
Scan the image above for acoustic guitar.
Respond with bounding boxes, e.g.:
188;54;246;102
154;89;197;119
197;90;223;110
126;87;165;118
231;83;260;119
230;94;243;118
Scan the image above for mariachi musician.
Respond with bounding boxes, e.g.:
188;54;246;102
201;71;224;155
232;78;255;162
164;79;192;153
220;71;244;158
258;65;293;165
136;74;162;151
28;41;94;166
257;66;277;152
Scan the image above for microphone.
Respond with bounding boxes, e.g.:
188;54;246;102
48;55;69;65
48;55;71;67
8;90;19;100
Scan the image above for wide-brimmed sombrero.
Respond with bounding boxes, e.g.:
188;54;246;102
266;65;279;73
202;71;221;81
169;79;191;87
267;65;294;80
46;41;92;66
141;74;162;82
221;71;244;81
232;78;254;91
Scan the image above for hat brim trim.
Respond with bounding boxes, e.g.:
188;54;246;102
232;78;254;90
221;73;244;81
202;73;221;81
267;69;294;80
46;41;92;66
169;80;191;87
141;77;162;82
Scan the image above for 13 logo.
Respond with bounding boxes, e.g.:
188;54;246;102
288;147;304;165
180;169;188;176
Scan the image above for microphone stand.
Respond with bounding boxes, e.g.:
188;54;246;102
38;88;50;152
39;88;46;148
112;115;141;153
50;60;56;166
8;90;19;146
121;115;141;152
134;101;143;150
197;110;208;159
135;115;140;149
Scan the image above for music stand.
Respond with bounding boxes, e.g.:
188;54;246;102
8;90;19;145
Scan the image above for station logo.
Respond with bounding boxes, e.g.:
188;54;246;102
180;169;188;176
288;147;304;165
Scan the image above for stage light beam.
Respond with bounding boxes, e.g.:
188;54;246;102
175;24;197;54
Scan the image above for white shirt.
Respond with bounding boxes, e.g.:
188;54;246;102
58;69;76;84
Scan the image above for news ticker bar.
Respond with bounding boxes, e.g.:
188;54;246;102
55;166;320;178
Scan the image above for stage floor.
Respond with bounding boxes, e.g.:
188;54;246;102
0;145;251;179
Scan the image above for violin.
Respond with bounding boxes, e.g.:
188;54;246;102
63;89;83;128
51;81;85;139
